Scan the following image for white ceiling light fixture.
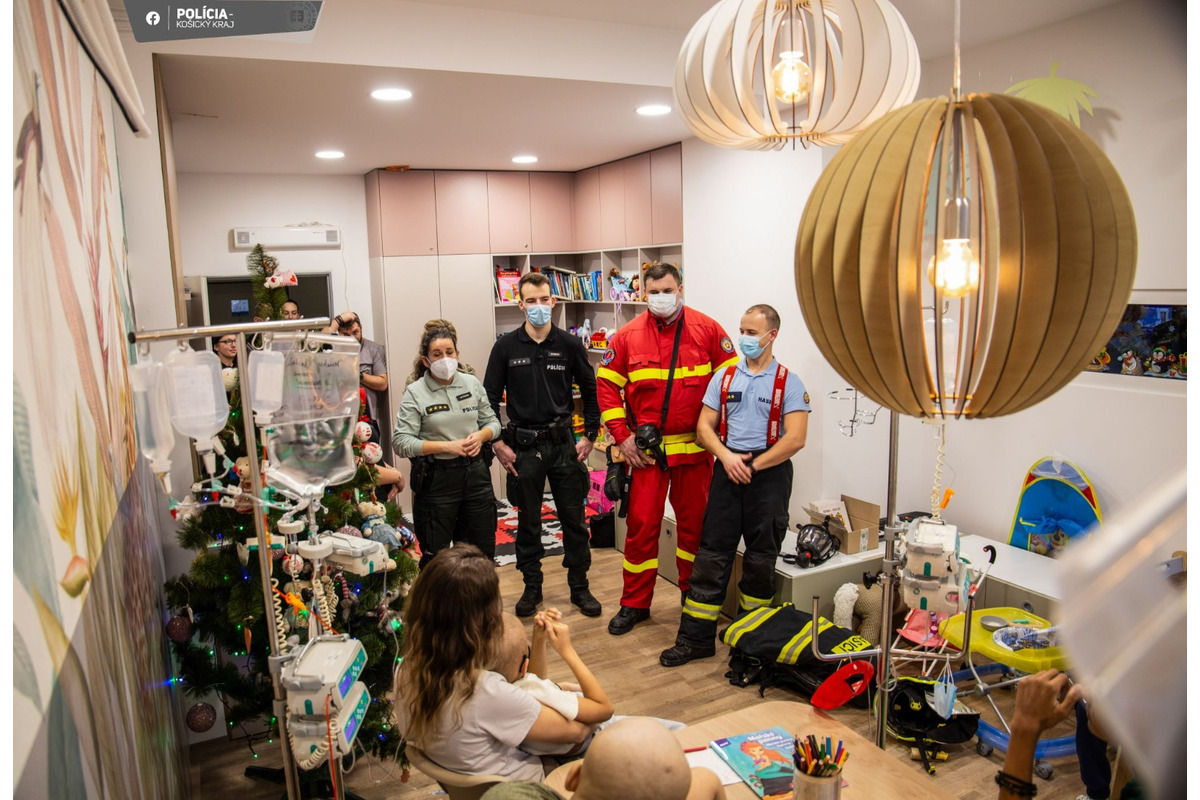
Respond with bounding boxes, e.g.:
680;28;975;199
675;0;920;149
314;150;345;159
636;104;672;116
371;87;413;101
511;155;538;164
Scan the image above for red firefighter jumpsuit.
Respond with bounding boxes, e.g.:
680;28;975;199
596;307;738;609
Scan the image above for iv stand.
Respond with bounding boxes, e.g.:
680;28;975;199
131;317;330;800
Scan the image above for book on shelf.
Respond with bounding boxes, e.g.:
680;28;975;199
495;268;522;303
709;726;795;800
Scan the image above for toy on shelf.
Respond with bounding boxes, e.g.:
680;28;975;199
589;328;609;351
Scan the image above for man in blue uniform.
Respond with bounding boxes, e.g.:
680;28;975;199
659;304;811;666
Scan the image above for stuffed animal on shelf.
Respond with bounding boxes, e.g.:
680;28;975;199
358;500;414;550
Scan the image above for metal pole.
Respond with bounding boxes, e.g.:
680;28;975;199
875;410;902;748
130;319;330;800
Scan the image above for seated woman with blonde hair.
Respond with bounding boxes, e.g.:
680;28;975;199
393;545;591;780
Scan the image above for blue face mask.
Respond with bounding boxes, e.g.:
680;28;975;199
525;304;552;327
738;333;768;359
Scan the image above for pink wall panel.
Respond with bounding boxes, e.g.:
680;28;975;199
598;161;626;249
623;153;653;246
650;144;683;245
573;167;601;251
435;171;491;254
487;172;532;253
530;172;574;252
364;170;383;259
378;170;438;256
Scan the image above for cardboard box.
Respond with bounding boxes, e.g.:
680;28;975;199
805;494;881;554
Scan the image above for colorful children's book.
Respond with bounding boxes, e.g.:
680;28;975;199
709;726;795;800
495;268;521;303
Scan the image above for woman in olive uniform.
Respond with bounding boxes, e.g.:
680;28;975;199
393;326;500;567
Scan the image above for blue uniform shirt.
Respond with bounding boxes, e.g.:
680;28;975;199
702;359;811;452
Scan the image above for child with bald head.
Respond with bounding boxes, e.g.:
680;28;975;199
479;717;726;800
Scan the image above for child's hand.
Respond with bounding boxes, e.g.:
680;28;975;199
534;608;563;629
544;619;573;653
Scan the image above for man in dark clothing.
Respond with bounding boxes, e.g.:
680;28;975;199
484;272;602;618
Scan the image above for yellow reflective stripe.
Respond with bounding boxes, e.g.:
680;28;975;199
738;592;774;611
780;618;834;665
627;363;715;383
715;355;740;371
597;367;628;388
622;557;659;574
663;441;706;456
675;547;696;563
661;432;697;444
682;599;721;621
600;407;627;423
722;606;775;649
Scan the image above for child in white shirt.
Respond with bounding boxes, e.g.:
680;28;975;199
495;609;614;756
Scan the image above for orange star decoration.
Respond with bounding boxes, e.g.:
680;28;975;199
1005;62;1098;128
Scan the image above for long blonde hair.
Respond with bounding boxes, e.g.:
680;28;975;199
394;545;502;746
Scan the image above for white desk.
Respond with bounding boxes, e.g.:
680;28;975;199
958;534;1061;618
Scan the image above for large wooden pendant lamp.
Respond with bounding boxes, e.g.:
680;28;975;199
674;0;920;149
794;69;1136;420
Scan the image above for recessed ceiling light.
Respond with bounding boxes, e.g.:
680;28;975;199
636;104;672;116
371;88;413;101
315;150;345;159
512;155;538;164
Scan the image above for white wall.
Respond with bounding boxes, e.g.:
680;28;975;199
682;0;1187;542
177;172;376;337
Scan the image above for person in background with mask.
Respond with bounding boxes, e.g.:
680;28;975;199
484;272;603;619
660;304;810;666
595;263;738;636
393;325;501;568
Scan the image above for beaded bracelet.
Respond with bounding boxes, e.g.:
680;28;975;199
995;771;1038;797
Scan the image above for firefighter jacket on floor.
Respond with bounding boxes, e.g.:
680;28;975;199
596;306;737;607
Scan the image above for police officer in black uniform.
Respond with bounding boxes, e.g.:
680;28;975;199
484;272;602;618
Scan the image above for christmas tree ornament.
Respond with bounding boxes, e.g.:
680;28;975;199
361;442;383;464
337;525;362;539
244;617;253;654
187;702;217;732
282;553;305;575
166;614;194;643
222;367;239;394
355;421;373;443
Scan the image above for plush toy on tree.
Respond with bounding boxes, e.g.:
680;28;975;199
244;243;297;320
359;500;414;551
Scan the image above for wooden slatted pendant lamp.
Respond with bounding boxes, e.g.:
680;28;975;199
794;3;1137;419
674;0;921;149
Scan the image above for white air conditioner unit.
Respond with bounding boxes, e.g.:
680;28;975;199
231;226;341;250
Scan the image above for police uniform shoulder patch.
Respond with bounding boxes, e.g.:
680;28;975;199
804;392;810;405
601;348;616;365
425;403;451;415
720;336;734;354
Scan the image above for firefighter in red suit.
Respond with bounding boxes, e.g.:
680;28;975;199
596;263;738;635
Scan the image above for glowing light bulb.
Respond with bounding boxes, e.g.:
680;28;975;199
772;51;812;104
927;238;979;298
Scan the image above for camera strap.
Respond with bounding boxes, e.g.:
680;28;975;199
659;309;685;431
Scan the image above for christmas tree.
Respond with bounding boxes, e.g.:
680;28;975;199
163;246;418;771
245;242;296;320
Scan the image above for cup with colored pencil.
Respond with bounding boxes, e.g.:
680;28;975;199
792;734;846;800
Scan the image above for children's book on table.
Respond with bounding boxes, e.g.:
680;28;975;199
709;725;795;800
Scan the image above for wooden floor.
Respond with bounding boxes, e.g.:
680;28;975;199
189;548;1088;800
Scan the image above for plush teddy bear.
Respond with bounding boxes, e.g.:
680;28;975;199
358;500;414;550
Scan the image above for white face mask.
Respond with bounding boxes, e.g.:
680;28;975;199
647;293;679;318
429;357;458;380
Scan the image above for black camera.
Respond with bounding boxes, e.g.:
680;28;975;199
634;423;662;451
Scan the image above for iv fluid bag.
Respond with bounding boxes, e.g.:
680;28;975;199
249;348;286;416
263;334;361;498
164;347;230;443
129;359;176;475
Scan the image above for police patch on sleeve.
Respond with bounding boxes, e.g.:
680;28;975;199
601;348;616;365
804;392;810;405
720;336;734;354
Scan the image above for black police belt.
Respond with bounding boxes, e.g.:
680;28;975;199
506;418;574;449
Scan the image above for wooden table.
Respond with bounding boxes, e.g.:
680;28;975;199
545;700;959;799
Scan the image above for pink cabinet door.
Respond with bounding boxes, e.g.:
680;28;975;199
651;144;683;244
573;167;601;252
598;161;626;250
435;171;491;255
623;153;653;246
377;170;438;256
487;172;532;253
530;172;574;252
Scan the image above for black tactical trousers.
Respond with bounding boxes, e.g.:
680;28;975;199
509;438;591;591
413;456;497;569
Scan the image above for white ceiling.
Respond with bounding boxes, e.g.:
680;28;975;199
156;0;1126;175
